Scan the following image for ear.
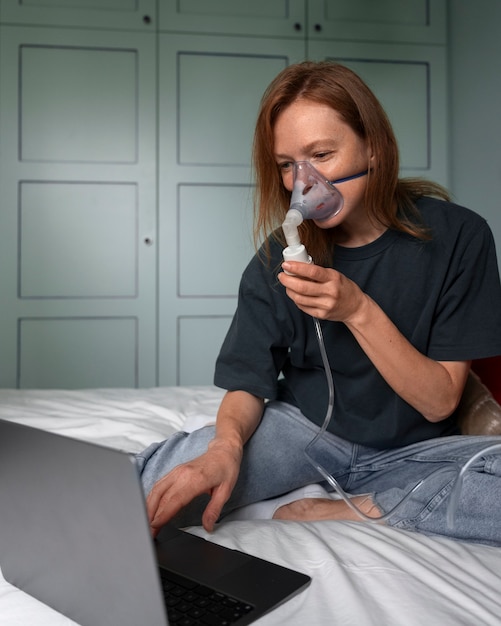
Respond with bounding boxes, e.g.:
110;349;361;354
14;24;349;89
365;151;376;175
366;143;375;166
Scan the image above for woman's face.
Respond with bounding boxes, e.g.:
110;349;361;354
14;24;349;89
273;99;372;230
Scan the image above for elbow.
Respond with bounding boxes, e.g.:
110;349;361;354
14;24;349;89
421;361;471;423
422;392;462;423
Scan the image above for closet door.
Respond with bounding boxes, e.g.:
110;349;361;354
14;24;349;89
0;0;156;30
159;0;305;38
158;34;303;386
307;0;446;44
0;26;157;388
310;41;448;187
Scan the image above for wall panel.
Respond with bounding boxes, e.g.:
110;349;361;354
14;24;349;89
18;317;137;388
19;181;137;298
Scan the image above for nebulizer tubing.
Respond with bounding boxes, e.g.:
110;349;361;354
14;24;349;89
281;160;501;527
307;316;462;524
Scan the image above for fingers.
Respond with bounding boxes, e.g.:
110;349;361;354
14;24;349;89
147;475;228;536
279;262;340;316
279;262;336;297
281;260;327;282
146;453;238;535
146;470;195;534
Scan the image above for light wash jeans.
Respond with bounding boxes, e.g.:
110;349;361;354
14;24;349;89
136;401;501;546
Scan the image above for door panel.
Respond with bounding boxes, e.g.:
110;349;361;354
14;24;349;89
0;0;155;30
18;317;138;388
19;182;138;298
159;0;305;38
20;45;138;163
308;0;446;44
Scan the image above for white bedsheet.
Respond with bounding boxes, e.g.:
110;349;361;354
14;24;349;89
0;386;224;451
0;386;500;626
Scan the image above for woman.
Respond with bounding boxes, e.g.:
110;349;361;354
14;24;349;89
138;62;501;545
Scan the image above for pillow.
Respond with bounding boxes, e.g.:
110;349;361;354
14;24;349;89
457;371;501;436
472;356;501;405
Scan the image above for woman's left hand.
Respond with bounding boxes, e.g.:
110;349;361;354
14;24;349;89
279;260;366;322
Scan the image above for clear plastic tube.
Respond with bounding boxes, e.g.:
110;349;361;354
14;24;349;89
306;318;460;524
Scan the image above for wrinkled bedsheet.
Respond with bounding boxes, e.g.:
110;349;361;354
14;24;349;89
0;386;500;625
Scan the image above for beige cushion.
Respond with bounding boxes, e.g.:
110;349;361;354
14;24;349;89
457;371;501;436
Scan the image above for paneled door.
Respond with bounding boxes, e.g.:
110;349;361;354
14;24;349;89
307;0;446;44
157;33;303;386
0;26;157;388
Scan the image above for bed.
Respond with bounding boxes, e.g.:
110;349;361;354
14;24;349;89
1;369;501;626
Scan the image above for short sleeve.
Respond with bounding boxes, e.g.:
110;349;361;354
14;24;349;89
214;250;291;398
428;220;501;360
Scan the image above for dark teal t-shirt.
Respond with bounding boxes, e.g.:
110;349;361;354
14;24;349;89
214;198;501;448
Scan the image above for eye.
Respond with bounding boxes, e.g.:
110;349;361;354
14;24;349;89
277;161;293;173
312;151;332;161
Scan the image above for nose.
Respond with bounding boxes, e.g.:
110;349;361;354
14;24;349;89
292;161;317;194
293;161;312;182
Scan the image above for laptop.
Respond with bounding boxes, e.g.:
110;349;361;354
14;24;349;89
0;418;310;626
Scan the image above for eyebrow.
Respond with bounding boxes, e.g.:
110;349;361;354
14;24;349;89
273;139;337;161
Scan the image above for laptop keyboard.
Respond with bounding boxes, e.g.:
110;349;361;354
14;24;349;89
159;568;255;625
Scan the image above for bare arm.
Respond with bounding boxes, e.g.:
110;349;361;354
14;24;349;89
146;390;264;534
279;261;470;422
213;389;265;453
344;294;470;421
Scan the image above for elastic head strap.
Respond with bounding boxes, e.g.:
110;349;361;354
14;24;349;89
330;169;369;185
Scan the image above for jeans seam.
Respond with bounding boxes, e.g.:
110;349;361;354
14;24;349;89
343;443;360;491
389;477;455;530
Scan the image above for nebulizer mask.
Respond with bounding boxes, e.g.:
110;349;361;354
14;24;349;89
281;161;501;527
282;160;364;263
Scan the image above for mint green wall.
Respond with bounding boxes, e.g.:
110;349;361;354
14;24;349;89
449;0;501;271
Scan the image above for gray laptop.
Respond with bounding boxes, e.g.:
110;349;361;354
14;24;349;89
0;419;310;626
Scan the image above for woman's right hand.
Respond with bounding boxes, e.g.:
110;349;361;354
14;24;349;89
146;390;264;535
146;436;243;535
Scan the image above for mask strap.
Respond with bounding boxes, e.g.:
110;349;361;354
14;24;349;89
331;169;369;185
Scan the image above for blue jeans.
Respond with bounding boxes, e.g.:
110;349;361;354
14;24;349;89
136;401;501;546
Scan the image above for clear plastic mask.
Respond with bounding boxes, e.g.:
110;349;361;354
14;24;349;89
289;161;344;222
